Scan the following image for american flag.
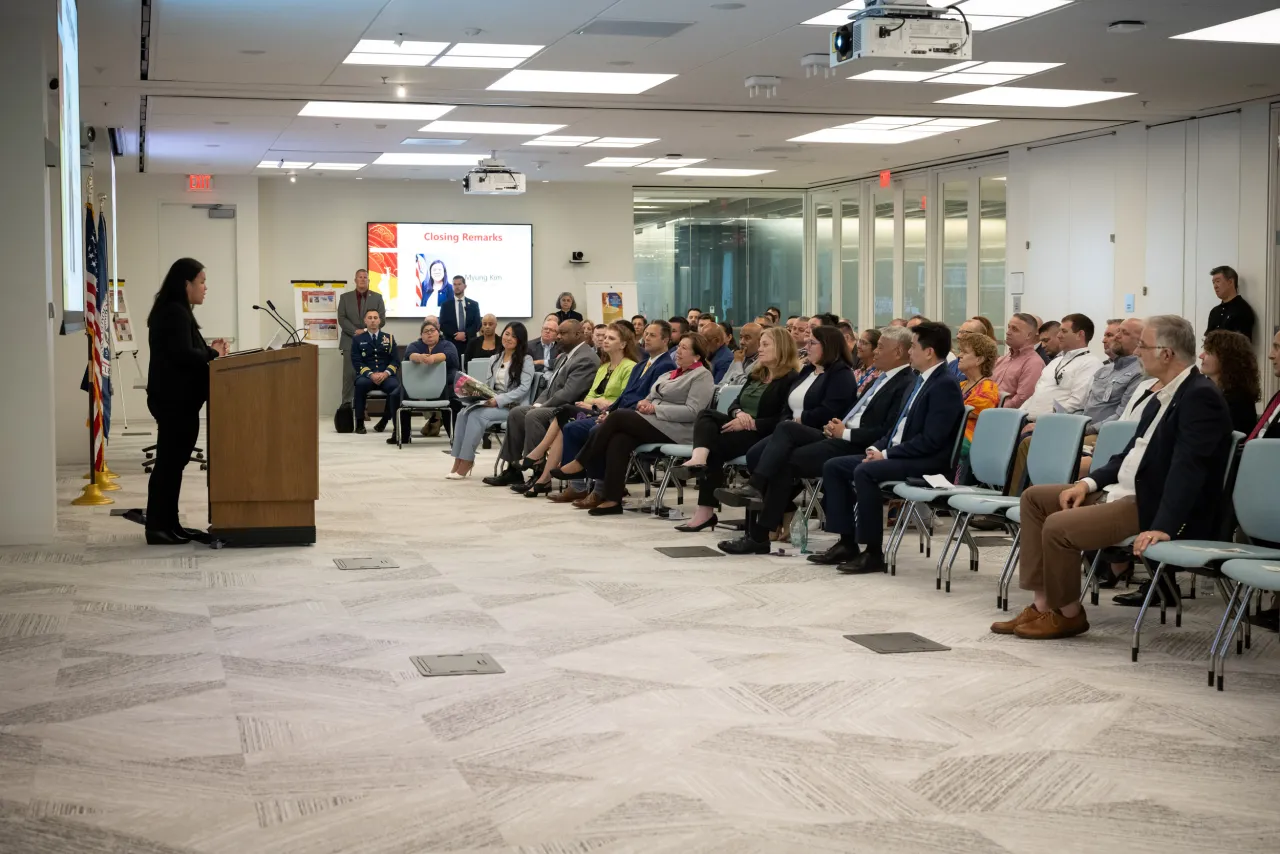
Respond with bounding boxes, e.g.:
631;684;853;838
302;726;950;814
83;204;106;474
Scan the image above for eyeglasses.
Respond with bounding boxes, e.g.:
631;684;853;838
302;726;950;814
1134;343;1169;352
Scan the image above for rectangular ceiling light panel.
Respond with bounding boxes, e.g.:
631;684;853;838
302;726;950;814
936;86;1134;107
488;70;677;94
258;160;312;168
850;70;943;82
635;158;704;168
310;163;367;170
344;54;434;66
447;43;543;57
372;153;489;166
1172;9;1280;44
431;56;524;69
657;167;774;177
957;0;1071;15
299;102;455;121
585;157;651;167
523;136;598;146
354;39;449;55
419;120;566;135
928;72;1024;85
583;137;659;148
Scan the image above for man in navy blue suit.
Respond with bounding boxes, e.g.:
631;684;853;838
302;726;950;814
813;321;966;574
438;276;481;346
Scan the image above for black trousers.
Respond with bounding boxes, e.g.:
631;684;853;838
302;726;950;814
748;421;869;537
578;409;673;502
691;410;762;507
146;401;201;532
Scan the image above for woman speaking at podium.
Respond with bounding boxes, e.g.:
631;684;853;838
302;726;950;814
144;258;228;545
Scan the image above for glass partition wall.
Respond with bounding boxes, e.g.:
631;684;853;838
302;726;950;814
635;159;1006;332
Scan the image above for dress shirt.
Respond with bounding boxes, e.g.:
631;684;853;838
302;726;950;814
788;373;818;420
1081;354;1144;433
1084;365;1194;501
842;365;908;438
537;339;557;363
1206;294;1256;342
890;361;943;446
720;352;759;386
993;345;1046;409
1019;348;1104;418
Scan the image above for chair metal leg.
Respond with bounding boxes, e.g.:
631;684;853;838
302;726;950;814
912;504;931;556
963;526;980;572
1131;560;1167;663
1217;585;1254;691
1207;582;1243;687
997;526;1022;611
934;511;961;590
1082;551;1103;606
886;500;912;577
923;506;935;558
942;513;971;594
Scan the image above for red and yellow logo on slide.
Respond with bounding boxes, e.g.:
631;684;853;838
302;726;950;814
367;223;398;299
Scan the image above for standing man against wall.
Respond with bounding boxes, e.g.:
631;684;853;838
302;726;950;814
337;269;386;410
1205;265;1255;342
439;275;481;347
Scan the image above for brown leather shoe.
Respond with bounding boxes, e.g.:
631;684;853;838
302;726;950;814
991;604;1043;635
574;493;602;510
549;486;588;504
1014;607;1089;640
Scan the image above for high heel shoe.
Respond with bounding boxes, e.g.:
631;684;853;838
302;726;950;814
445;469;473;480
519;455;544;471
672;463;707;480
550;465;582;480
674;514;718;533
523;481;552;498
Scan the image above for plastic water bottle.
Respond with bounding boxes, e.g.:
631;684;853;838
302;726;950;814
790;513;809;554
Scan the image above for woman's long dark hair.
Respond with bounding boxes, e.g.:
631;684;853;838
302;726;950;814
148;257;204;328
1204;329;1260;402
500;321;529;389
811;324;853;368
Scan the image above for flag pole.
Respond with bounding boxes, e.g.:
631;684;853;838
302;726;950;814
73;196;112;507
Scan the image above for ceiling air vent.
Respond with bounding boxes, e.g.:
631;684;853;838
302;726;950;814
576;20;693;38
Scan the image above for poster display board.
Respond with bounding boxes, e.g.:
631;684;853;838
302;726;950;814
108;280;137;355
584;283;639;327
291;280;347;348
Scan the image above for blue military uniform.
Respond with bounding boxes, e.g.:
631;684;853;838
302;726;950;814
351;329;401;426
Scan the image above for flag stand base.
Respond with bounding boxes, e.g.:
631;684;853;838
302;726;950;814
83;466;120;481
72;483;114;506
94;472;120;491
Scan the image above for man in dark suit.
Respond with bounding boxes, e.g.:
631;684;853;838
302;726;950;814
813;321;966;575
337;269;386;408
992;315;1234;641
439;275;481;346
716;325;916;556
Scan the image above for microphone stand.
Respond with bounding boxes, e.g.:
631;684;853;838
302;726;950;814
253;304;296;347
266;300;304;346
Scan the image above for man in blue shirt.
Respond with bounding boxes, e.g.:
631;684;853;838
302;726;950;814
351;308;399;435
391;318;458;444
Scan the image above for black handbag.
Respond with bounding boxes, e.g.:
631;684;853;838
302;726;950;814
334;403;354;434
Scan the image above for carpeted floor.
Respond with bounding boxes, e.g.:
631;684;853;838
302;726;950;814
2;422;1279;854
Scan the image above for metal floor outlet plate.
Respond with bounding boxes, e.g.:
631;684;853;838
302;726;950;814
844;632;952;654
655;546;725;559
334;557;399;570
410;654;505;677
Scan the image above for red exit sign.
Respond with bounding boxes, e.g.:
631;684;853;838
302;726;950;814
188;174;213;192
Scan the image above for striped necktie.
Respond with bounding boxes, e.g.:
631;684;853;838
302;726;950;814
889;375;925;446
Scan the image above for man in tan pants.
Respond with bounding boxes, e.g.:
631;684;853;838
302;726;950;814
992;316;1234;641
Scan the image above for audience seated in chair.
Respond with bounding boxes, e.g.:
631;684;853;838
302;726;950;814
1200;329;1262;435
351;308;399;435
698;320;734;383
391;318;458;445
993;315;1234;640
672;326;801;533
447;323;535;479
852;328;882;396
718;324;915;555
719;322;762;387
993;313;1045;409
807;321;966;574
954;332;1002;478
552;333;716;516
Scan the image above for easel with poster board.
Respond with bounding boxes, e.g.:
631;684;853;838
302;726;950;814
584;283;639;327
107;280;147;434
290;280;347;348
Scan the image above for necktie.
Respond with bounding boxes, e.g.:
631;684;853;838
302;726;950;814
890;375;925;446
1248;392;1280;441
456;299;464;331
640;359;651;377
845;372;889;424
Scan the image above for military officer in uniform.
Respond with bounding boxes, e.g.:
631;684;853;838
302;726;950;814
351;308;400;434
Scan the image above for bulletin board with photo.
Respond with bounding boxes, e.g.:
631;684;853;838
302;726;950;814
291;280;347;348
109;280;138;354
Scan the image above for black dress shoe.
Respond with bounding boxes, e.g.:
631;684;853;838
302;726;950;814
373;419;389;433
1113;577;1178;607
122;508;147;526
355;425;367;435
587;503;624;517
807;541;860;566
717;536;770;556
145;528;192;546
482;468;523;487
180;527;212;545
839;551;887;574
714;485;762;508
523;482;552;498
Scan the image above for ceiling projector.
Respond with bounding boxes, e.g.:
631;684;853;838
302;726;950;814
831;0;972;66
462;154;526;195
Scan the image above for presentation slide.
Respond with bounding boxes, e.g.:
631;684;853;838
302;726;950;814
367;222;533;319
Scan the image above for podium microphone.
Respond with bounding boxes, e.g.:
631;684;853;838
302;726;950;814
266;300;304;345
253;304;296;346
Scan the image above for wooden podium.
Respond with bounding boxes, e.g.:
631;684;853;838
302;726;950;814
207;344;319;547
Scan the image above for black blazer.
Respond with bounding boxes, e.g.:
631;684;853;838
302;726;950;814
147;302;219;410
1090;368;1233;538
439;297;481;342
843;367;915;449
875;364;965;465
789;360;857;429
1223;388;1260;436
735;370;798;437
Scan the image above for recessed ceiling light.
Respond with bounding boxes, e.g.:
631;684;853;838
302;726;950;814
635;158;705;168
310;163;366;170
934;61;981;73
928;72;1024;85
975;62;1063;75
523;135;597;146
961;16;1022;30
258;160;313;168
488;70;677;94
915;117;998;127
840;116;933;127
935;86;1134;107
586;157;651;167
354;39;449;55
958;0;1070;15
372;153;488;165
401;137;469;146
583;137;660;148
343;54;434;66
446;43;543;58
789;128;938;144
299;101;454;120
1172;9;1280;44
396;85;407;98
850;70;942;83
431;56;525;69
658;167;774;177
419;120;566;135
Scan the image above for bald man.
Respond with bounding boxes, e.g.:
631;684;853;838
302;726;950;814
720;321;763;386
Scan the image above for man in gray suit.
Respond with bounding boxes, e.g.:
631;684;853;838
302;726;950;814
337;269;386;407
483;319;598;487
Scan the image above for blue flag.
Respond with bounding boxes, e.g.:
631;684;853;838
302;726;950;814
97;209;111;439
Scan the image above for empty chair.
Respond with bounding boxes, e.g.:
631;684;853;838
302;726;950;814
394;360;453;448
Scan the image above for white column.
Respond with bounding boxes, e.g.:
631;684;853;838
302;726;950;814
0;3;59;544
